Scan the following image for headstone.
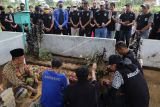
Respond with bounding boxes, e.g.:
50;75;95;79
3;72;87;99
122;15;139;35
0;88;16;107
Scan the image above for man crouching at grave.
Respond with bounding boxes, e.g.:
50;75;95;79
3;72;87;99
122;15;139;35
2;48;38;105
104;55;149;107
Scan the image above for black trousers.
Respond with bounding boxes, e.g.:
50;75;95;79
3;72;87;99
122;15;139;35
115;31;120;43
55;27;68;35
79;28;91;37
149;29;160;40
120;30;132;47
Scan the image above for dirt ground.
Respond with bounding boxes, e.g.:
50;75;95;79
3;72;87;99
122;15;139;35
144;69;160;107
0;65;160;107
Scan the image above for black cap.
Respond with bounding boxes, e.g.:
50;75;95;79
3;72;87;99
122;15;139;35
141;4;150;9
10;48;24;58
75;66;89;80
83;1;88;4
108;55;122;65
51;58;62;68
125;3;132;7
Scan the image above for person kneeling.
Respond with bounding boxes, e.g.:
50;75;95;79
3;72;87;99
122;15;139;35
64;64;103;107
41;58;68;107
104;55;149;107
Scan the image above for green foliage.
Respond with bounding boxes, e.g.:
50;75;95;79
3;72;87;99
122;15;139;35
39;49;52;61
26;20;44;58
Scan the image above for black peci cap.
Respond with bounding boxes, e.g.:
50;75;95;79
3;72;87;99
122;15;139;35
10;48;24;58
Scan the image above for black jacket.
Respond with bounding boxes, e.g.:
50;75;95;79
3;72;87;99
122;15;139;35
123;50;143;75
118;64;149;107
105;64;149;107
64;80;103;107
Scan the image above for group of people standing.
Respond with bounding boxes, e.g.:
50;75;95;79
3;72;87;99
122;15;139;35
1;0;160;45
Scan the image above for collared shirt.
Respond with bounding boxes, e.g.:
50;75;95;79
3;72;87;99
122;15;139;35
136;12;153;30
70;10;80;26
53;8;68;29
2;61;24;89
80;10;93;27
94;10;110;26
120;12;135;30
108;11;118;31
42;13;53;28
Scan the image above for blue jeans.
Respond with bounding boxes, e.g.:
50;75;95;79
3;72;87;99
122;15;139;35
95;28;107;38
120;30;132;47
140;30;150;39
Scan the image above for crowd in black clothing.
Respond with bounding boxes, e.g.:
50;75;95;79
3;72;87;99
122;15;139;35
0;1;160;45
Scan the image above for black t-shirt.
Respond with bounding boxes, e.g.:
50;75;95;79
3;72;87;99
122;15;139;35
0;11;6;26
64;81;102;107
42;13;52;28
120;12;135;30
152;12;160;31
90;8;98;24
136;12;153;30
69;10;80;26
108;11;117;31
118;64;149;107
4;13;13;31
78;6;83;11
94;10;110;26
80;10;92;27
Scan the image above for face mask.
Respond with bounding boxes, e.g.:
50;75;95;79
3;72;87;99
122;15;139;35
44;10;49;13
59;4;63;8
73;8;77;11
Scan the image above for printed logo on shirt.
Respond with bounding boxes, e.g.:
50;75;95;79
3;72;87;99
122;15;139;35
127;68;140;78
145;18;148;21
44;75;61;81
130;14;133;17
104;13;107;16
49;16;51;19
